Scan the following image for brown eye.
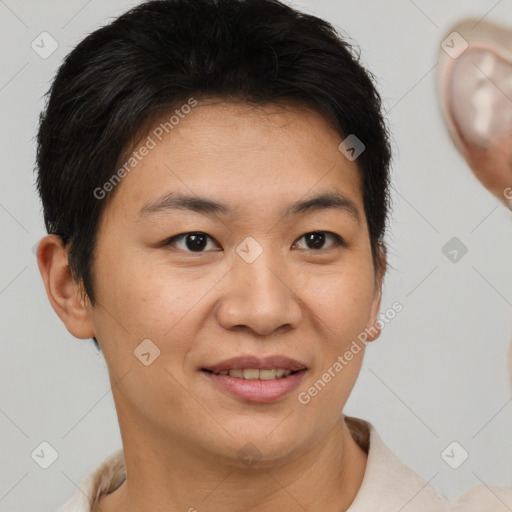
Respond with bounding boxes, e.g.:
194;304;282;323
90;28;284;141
165;232;220;252
294;231;345;251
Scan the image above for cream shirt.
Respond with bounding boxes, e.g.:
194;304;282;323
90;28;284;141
56;417;512;511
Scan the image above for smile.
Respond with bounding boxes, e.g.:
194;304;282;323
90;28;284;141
202;368;296;380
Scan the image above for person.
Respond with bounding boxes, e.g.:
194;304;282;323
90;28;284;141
34;0;503;510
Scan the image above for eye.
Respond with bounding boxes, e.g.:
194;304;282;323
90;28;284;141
163;230;345;253
164;232;220;252
293;231;345;251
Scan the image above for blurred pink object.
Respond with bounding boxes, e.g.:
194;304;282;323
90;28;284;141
438;18;512;209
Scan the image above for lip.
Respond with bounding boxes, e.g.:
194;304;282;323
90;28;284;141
200;368;307;403
200;354;308;403
201;355;308;373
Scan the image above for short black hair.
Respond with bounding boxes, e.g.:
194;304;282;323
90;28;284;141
35;0;392;350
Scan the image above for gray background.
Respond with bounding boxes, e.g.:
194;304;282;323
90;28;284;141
1;0;512;510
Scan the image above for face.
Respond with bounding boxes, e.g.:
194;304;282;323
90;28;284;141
82;100;384;465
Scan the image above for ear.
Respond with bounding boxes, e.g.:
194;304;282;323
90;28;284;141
36;235;96;339
365;244;386;342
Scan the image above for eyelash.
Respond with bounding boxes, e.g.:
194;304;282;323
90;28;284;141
163;231;346;253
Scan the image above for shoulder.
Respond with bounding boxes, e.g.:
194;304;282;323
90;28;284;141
449;483;512;512
345;416;449;512
345;417;512;512
56;449;125;512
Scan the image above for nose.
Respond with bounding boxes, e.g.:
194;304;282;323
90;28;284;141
215;247;303;337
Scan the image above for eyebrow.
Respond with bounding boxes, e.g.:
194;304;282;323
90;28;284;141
137;190;361;224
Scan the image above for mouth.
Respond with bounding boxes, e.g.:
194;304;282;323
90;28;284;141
200;355;308;403
201;368;303;380
201;354;308;377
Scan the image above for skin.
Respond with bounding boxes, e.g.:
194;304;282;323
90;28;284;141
37;99;386;512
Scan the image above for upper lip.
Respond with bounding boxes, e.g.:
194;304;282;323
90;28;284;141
202;355;308;372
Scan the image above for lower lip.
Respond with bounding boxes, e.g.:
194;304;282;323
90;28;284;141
200;370;307;403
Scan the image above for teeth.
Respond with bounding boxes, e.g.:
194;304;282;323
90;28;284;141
212;368;294;380
242;369;260;380
259;369;276;380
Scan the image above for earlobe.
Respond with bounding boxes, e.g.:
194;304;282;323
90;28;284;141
36;235;96;340
366;285;383;342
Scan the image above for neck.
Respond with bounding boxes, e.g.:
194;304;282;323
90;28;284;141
95;416;368;512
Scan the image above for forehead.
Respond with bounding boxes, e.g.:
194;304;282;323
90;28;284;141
101;100;364;224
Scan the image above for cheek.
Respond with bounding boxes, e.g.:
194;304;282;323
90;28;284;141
298;295;369;422
305;268;376;350
90;255;202;430
93;247;201;337
299;259;376;414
